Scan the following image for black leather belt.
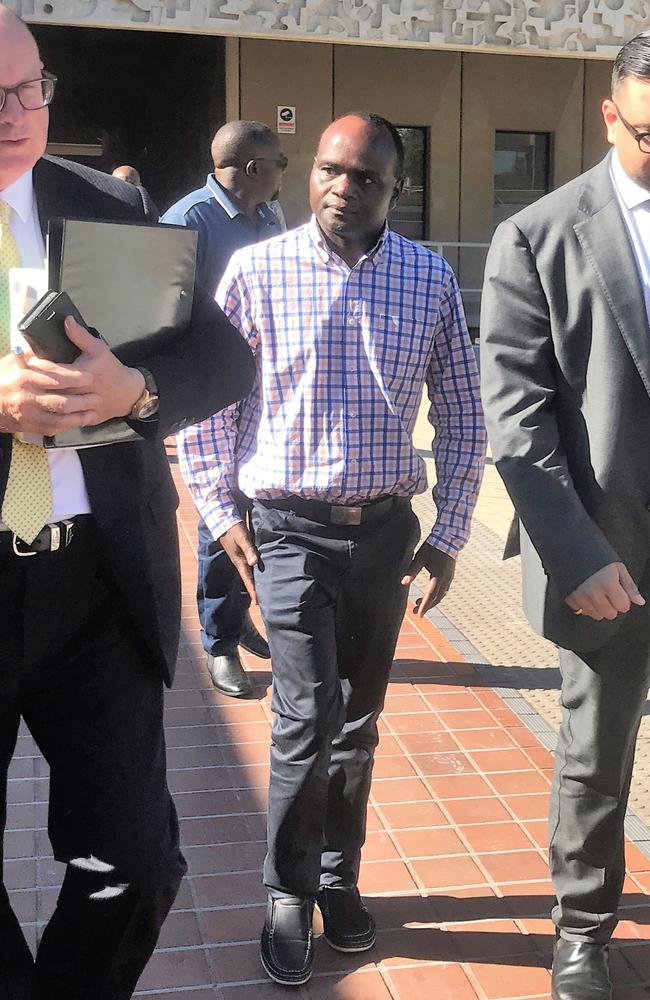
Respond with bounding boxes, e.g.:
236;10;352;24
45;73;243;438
256;494;408;526
0;516;90;557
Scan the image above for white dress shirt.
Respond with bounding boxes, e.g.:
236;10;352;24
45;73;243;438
1;170;91;525
610;150;650;326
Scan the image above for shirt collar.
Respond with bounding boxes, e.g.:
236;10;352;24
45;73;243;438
206;174;242;219
307;215;391;266
610;150;650;211
0;169;35;223
206;174;278;230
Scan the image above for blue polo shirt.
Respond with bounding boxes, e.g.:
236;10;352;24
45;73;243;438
160;175;281;295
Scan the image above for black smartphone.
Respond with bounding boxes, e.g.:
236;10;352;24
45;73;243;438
17;290;96;364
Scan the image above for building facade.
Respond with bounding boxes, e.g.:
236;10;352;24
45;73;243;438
13;0;635;319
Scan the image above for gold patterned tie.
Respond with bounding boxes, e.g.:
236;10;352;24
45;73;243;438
0;200;52;543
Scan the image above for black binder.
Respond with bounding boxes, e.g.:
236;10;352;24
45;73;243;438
44;217;197;449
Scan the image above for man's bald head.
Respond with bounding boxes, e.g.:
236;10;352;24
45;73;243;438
317;113;404;181
211;121;279;170
0;5;49;190
112;164;141;185
309;112;404;264
210;119;286;209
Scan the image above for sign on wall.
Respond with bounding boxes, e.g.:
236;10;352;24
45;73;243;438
277;106;296;135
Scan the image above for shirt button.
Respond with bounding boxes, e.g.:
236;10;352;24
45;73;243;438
349;411;357;418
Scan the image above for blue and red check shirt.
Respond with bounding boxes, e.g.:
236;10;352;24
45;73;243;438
178;219;486;557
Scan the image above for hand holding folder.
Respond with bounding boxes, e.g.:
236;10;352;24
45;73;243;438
42;217;197;448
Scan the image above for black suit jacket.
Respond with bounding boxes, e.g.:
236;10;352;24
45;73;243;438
0;156;255;685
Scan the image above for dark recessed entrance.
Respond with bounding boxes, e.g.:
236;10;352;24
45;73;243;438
31;24;226;212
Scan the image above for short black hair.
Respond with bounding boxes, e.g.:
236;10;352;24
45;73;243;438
612;31;650;92
336;111;405;179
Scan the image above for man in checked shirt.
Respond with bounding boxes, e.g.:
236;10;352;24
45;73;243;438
179;112;486;986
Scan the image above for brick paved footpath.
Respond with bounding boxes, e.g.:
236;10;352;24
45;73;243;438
6;447;650;999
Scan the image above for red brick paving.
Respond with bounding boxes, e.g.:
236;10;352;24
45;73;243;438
6;448;650;998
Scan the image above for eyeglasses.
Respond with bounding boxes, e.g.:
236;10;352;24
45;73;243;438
249;155;288;172
613;101;650;153
0;72;57;113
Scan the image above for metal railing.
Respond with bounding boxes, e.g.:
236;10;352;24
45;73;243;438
419;240;490;329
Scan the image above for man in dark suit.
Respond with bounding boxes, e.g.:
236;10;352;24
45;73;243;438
481;31;650;1000
0;8;254;999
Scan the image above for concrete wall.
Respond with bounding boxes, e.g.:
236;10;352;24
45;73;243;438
237;41;615;239
333;46;462;243
238;39;334;227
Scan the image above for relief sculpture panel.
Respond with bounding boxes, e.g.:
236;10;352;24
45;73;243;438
7;0;649;55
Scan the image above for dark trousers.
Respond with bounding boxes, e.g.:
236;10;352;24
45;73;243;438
0;520;186;1000
550;577;650;943
250;498;420;897
197;491;252;655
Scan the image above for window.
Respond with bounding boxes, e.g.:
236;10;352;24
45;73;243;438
494;131;551;228
389;126;427;241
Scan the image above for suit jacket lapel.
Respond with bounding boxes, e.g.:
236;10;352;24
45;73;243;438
574;156;650;396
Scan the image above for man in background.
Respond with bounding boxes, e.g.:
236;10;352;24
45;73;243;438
162;121;286;697
112;164;141;185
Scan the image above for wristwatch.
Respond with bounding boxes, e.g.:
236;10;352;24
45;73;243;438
129;368;159;421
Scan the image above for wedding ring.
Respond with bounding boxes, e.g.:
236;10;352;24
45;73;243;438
574;608;584;616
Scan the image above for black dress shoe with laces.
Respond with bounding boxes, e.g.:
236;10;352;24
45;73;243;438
552;939;612;999
238;610;271;659
207;649;253;698
317;885;376;953
260;895;314;986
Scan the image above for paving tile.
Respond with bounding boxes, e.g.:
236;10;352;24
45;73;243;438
361;831;401;863
438;709;497;731
489;771;551;796
411;752;476;777
370;777;433;804
410;856;487;891
393;827;466;859
135;947;213;992
379;801;447;830
450;919;535;962
479;851;549;884
386;713;445;735
302;970;394;999
503;794;551;822
453;728;518;751
372;755;417;779
190;872;266;908
375;925;456;966
358;859;418;894
184;841;267;875
197;904;266;945
385;963;478;1000
460;822;536;854
466;956;552;998
426;774;493;799
396;731;459;754
443;797;512;826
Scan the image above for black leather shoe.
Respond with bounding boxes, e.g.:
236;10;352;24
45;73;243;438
260;895;314;986
551;939;612;999
238;610;271;659
207;649;253;698
317;885;376;952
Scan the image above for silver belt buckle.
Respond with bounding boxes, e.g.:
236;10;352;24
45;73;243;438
12;534;36;557
330;505;362;526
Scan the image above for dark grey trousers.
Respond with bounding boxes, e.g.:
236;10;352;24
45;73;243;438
550;593;650;942
250;498;420;898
